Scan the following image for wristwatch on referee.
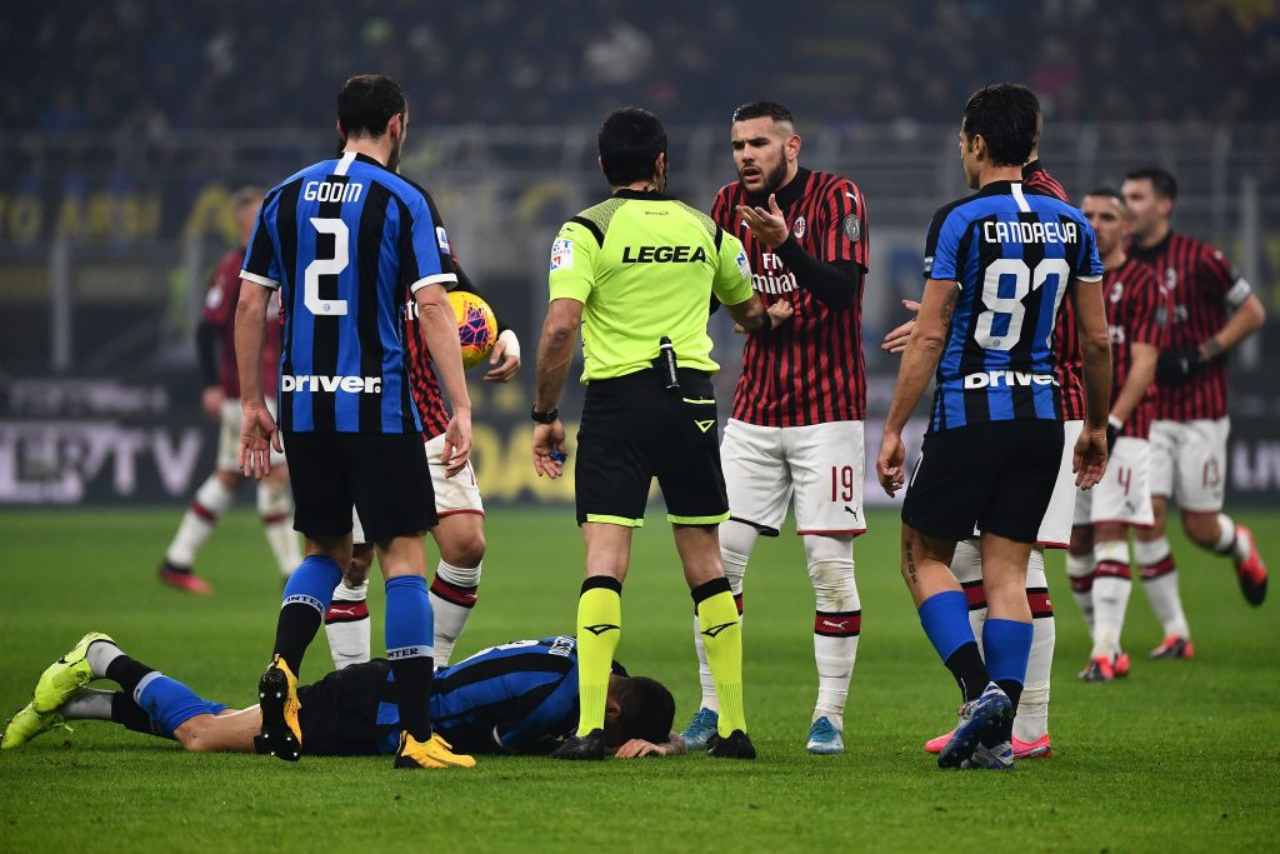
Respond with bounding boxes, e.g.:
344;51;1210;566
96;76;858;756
531;406;559;424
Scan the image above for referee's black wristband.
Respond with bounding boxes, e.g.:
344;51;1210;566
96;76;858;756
531;406;559;424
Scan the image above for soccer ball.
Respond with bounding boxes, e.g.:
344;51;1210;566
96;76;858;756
448;290;499;369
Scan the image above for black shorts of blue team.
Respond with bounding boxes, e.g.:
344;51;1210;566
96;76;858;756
283;431;435;543
901;419;1064;544
575;367;730;527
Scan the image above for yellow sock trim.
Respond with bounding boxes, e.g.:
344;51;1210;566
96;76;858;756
697;589;746;735
576;585;621;736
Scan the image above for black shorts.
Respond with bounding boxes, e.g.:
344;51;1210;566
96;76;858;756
902;419;1064;544
284;432;435;543
576;368;729;527
296;660;399;756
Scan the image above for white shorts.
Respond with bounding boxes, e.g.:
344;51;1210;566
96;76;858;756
216;398;286;472
1073;436;1154;528
721;418;866;537
351;432;483;545
1035;419;1084;548
1149;417;1229;512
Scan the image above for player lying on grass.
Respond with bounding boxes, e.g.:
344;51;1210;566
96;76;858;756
3;633;682;760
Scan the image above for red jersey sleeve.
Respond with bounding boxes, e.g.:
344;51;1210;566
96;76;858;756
201;252;242;327
816;178;869;269
1129;264;1163;348
1198;243;1242;304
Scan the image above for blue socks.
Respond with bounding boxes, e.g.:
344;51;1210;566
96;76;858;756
385;575;435;740
135;673;227;738
919;590;989;702
274;555;344;674
983;618;1033;706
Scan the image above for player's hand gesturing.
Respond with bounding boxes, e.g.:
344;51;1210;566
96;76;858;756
734;298;794;334
442;409;473;478
881;299;921;354
238;400;282;480
876;431;907;497
484;330;522;383
532;420;567;479
1073;425;1109;489
736;193;790;249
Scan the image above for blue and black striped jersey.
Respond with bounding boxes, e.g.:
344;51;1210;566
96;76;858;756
372;636;624;754
922;180;1103;431
241;151;457;434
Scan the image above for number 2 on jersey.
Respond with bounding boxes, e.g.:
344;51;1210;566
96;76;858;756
304;217;349;316
973;257;1070;351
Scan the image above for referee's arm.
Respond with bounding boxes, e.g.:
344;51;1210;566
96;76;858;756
715;232;770;332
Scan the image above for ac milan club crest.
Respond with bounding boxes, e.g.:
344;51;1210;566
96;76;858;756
792;216;806;240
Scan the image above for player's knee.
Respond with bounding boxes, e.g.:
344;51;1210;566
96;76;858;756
176;721;213;752
215;470;240;491
1068;525;1094;556
1181;511;1219;547
440;530;486;569
347;544;374;586
808;558;857;612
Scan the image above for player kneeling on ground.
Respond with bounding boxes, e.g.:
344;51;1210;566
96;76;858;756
1066;189;1163;682
4;633;682;760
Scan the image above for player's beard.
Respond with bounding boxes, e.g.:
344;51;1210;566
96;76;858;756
387;136;403;172
744;157;789;199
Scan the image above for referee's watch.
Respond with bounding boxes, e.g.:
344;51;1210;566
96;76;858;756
531;406;559;424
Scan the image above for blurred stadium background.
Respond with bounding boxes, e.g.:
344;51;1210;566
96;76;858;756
2;0;1278;511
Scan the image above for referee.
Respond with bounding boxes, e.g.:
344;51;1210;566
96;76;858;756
531;107;783;760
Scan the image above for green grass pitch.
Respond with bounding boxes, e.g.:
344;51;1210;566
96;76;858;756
1;507;1278;852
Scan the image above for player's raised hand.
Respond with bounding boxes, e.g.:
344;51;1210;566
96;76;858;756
1073;425;1109;489
531;420;567;479
238;400;280;480
881;299;922;354
876;430;907;497
442;408;473;478
736;193;790;249
484;330;522;383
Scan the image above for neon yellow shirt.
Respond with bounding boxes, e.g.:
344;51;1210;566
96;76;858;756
548;189;755;382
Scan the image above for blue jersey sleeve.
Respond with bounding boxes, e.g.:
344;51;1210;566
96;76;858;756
401;190;459;295
923;205;964;285
1077;218;1105;281
240;194;281;288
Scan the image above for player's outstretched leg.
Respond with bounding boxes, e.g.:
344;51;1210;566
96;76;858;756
683;520;752;751
805;535;859;755
1206;513;1267;606
553;576;623;760
33;631;114;713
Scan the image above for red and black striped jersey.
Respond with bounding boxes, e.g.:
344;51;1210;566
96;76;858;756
711;168;870;427
1131;232;1247;421
1023;161;1086;422
1103;257;1163;438
404;255;487;440
203;247;281;399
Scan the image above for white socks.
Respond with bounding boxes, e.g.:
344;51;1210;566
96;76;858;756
1135;536;1191;639
428;560;481;668
258;481;301;577
85;639;124;679
165;475;233;566
1090;540;1132;659
695;520;754;713
1213;514;1250;562
325;580;371;670
60;688;115;721
1065;550;1096;634
807;536;859;729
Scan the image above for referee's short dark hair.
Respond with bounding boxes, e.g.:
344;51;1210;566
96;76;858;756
598;108;668;187
614;676;675;745
1125;167;1178;201
961;84;1040;167
338;74;406;139
731;101;795;126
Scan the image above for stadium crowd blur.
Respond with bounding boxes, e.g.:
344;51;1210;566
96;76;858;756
10;0;1277;134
